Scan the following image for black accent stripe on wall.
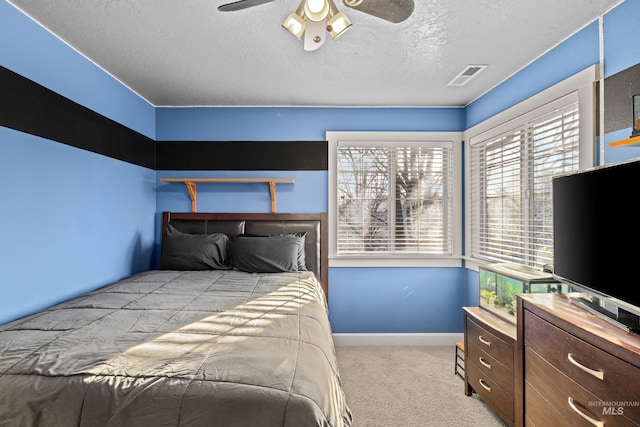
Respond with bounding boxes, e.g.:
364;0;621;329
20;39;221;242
156;141;328;171
0;66;155;169
1;66;326;171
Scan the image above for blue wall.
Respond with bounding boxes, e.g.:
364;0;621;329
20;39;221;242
0;1;157;324
156;107;464;141
155;107;465;333
603;0;640;78
0;2;155;139
463;1;640;319
466;21;601;129
154;169;329;266
2;0;640;332
328;267;465;333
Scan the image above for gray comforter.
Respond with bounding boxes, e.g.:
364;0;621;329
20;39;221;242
0;270;352;427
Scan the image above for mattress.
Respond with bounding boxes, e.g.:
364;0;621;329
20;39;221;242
0;270;352;427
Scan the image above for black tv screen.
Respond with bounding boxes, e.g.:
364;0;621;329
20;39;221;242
552;159;640;316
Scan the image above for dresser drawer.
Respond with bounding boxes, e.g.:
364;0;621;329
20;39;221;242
524;309;640;417
525;345;640;427
518;294;640;427
524;382;570;427
467;317;514;370
467;341;514;393
467;358;514;424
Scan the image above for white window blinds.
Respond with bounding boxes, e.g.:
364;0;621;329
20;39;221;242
336;141;454;256
470;101;580;268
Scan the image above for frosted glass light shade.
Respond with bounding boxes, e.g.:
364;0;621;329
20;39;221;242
304;0;329;22
282;12;306;39
327;12;351;39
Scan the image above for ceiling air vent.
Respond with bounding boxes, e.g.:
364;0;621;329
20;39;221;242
447;64;488;86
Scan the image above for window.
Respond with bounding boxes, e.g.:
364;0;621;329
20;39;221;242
470;102;579;267
465;66;596;270
328;132;462;267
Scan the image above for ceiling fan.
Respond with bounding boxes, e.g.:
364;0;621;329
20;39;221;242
218;0;415;51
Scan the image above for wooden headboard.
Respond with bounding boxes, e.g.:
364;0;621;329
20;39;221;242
161;212;328;300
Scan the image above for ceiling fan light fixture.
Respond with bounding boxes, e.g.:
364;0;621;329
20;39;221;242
304;0;330;22
327;12;351;39
283;12;306;39
283;0;354;49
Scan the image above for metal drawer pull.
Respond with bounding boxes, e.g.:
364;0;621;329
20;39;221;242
567;353;604;380
478;335;491;347
478;379;491;392
479;357;492;369
568;397;604;427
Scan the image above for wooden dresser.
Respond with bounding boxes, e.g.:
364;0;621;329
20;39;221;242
517;294;640;427
463;306;518;426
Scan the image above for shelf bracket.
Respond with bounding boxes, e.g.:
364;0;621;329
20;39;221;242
269;180;276;213
184;181;198;213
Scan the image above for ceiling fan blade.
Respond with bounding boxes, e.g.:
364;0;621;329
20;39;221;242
218;0;275;12
344;0;414;23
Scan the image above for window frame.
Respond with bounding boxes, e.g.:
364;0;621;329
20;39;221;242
463;65;597;272
327;131;463;268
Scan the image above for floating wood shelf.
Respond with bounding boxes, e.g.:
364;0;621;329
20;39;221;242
160;178;295;213
608;135;640;147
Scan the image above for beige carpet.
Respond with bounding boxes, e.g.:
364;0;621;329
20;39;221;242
335;346;510;427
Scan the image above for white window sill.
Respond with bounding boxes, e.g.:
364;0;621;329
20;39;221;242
329;256;463;268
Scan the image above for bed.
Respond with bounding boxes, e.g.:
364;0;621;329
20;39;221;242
0;212;352;427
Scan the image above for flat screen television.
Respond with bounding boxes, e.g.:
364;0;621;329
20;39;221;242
552;159;640;331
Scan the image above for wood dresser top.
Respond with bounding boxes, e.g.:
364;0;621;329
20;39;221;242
464;306;517;341
519;293;640;365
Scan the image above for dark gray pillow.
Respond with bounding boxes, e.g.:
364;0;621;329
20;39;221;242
160;224;230;270
292;232;307;271
229;234;305;273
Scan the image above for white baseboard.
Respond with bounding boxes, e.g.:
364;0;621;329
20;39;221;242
332;333;464;347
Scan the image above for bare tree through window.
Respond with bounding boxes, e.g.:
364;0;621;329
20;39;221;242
337;145;450;255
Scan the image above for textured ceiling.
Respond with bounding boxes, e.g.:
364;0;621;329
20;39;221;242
8;0;622;107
